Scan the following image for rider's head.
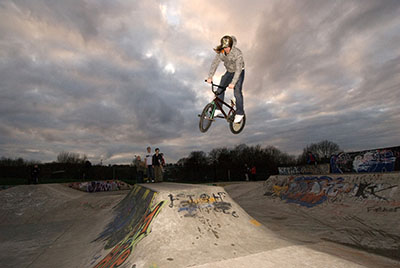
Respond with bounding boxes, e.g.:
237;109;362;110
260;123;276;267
214;35;233;54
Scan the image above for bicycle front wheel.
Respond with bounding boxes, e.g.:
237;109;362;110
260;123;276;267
229;113;246;134
199;103;215;133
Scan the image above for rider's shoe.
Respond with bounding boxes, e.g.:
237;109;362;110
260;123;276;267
234;114;244;123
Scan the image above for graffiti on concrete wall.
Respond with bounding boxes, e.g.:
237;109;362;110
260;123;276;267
353;150;397;172
92;199;165;268
353;182;398;200
265;176;399;208
94;185;154;249
69;180;132;192
168;192;238;218
330;152;353;173
278;164;330;175
367;206;400;213
331;146;400;173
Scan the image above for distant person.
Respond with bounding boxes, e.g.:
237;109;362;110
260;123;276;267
250;166;256;181
160;153;166;173
134;156;146;183
307;151;317;166
145;146;154;183
394;151;400;171
30;164;40;184
152;148;164;183
244;164;250;181
83;160;92;180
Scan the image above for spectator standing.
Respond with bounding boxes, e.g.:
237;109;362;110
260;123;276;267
145;147;154;183
152;148;164;183
307;151;317;166
160;153;166;173
250;166;256;181
134;156;146;183
31;165;40;184
244;164;250;181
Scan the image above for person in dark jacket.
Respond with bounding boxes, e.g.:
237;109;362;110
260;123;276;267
31;164;40;184
152;148;164;182
134;156;146;183
250;166;256;181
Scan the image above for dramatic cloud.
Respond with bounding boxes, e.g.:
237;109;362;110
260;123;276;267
0;0;399;164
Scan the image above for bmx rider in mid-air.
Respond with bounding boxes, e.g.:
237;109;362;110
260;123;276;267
206;35;245;123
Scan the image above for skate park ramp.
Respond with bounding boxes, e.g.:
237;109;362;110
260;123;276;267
224;173;400;267
0;178;399;268
0;183;129;268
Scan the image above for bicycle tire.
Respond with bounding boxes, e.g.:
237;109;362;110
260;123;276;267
199;103;214;133
229;113;246;134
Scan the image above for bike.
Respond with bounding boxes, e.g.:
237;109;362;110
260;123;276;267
199;81;246;134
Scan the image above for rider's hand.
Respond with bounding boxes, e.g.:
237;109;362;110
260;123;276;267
207;78;212;84
228;83;234;89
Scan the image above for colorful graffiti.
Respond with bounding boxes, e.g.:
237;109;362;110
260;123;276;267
69;180;132;192
265;176;399;208
278;164;330;175
94;185;155;249
331;146;400;173
93;200;165;268
168;192;238;218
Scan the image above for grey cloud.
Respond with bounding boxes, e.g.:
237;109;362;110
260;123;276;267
0;0;193;162
328;0;400;48
9;0;120;38
1;0;399;164
248;0;400;89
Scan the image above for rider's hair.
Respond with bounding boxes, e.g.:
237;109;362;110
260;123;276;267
214;36;233;54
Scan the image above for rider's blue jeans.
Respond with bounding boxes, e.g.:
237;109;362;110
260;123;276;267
217;70;245;115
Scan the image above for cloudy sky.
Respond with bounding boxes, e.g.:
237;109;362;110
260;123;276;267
1;0;399;164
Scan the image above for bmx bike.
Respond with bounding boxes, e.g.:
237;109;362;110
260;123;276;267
198;80;246;134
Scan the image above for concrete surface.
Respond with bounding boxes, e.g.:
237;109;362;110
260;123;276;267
224;173;400;267
0;184;128;268
1;177;399;268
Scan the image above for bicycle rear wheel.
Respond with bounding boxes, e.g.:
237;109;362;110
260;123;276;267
199;103;214;133
229;113;246;134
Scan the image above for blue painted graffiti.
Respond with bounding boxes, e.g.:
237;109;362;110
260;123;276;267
331;147;399;173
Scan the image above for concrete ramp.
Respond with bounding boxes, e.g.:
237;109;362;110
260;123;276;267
1;181;398;267
91;183;369;268
0;184;128;268
262;173;400;257
223;173;400;267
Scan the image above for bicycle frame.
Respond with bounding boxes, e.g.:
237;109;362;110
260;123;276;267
207;81;235;121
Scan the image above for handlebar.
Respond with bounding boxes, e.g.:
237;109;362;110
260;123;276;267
204;80;226;95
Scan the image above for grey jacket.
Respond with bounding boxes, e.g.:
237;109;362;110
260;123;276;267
208;36;245;86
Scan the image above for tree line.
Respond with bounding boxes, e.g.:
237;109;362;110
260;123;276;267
165;140;340;182
0;140;341;184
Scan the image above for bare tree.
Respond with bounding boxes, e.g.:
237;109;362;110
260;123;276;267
315;140;341;159
299;140;341;164
57;151;88;164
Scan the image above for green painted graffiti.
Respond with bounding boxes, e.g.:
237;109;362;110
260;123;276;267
93;199;165;268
